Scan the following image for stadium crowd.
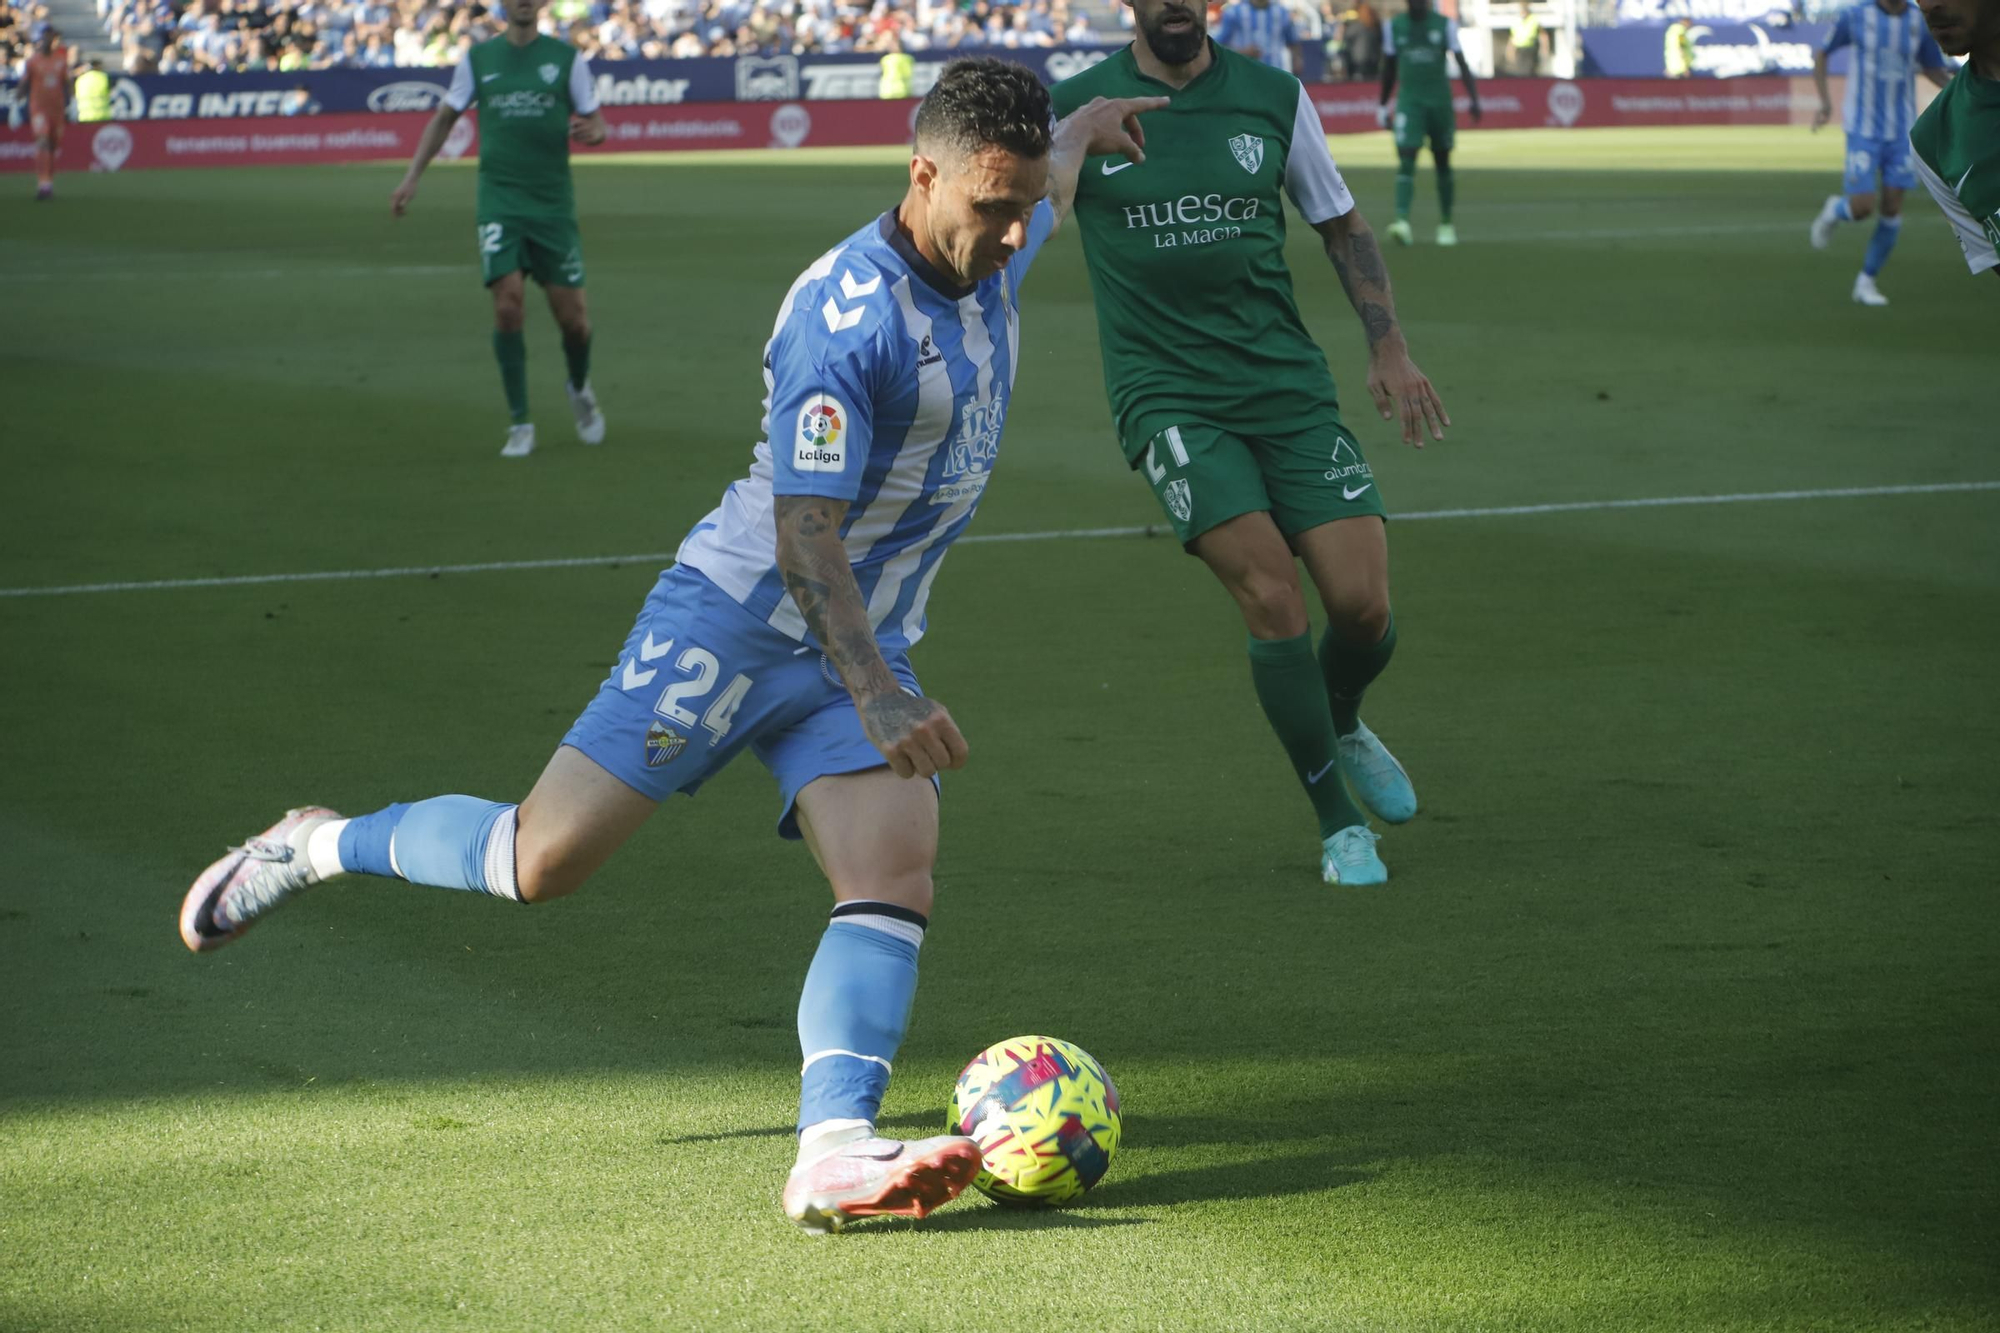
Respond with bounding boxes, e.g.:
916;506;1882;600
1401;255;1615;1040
1;0;1383;79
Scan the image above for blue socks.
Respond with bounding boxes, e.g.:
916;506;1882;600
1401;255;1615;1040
1863;215;1902;278
796;902;927;1135
335;796;522;900
1836;197;1856;222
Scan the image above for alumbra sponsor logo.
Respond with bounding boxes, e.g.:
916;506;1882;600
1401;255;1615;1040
366;80;448;113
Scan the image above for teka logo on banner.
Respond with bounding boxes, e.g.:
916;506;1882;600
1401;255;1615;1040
92;124;134;172
736;55;799;100
1547;81;1585;127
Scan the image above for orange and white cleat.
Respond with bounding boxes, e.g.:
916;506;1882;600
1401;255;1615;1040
781;1135;983;1234
179;806;342;953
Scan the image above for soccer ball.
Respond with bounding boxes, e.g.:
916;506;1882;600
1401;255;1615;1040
949;1035;1121;1206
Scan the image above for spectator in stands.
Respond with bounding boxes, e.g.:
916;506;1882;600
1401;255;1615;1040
1664;13;1694;76
1507;0;1542;74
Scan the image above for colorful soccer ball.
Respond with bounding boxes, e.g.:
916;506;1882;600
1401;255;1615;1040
949;1035;1121;1206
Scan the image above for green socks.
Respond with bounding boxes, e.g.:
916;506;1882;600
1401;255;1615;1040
562;331;591;392
1320;614;1397;738
1394;149;1419;220
1247;632;1369;839
492;329;529;425
1437;167;1455;224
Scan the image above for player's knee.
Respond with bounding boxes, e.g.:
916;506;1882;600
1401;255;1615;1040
1233;571;1310;639
1849;194;1877;220
493;304;526;333
561;314;592;345
514;839;590;903
832;867;933;919
1327;592;1391;647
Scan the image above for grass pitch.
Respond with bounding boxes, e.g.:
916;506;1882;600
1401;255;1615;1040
2;126;1996;1332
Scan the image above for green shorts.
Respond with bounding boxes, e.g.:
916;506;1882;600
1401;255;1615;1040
1129;418;1388;548
476;215;585;288
1394;100;1455;154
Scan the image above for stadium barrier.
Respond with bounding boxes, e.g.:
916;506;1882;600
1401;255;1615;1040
1;77;1814;174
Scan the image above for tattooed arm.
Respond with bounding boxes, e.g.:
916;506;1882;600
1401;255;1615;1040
772;494;968;779
1311;208;1450;446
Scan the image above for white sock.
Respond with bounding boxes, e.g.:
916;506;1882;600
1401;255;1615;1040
794;1119;873;1171
305;820;349;881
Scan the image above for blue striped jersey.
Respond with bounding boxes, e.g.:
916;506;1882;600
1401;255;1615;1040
1216;0;1300;69
675;201;1056;656
1824;0;1945;142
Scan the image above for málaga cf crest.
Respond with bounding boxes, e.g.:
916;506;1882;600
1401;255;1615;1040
1228;133;1264;174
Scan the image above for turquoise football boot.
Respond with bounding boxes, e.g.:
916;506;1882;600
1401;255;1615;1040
1337;721;1418;824
1321;826;1388;886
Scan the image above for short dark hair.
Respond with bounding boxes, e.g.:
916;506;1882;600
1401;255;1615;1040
913;57;1052;161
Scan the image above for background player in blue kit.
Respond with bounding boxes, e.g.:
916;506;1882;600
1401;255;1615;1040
177;59;1166;1236
1810;0;1954;304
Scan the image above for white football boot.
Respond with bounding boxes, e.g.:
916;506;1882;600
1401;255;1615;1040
500;423;536;458
180;807;342;952
1810;194;1843;250
567;381;606;445
1851;273;1889;306
782;1134;983;1234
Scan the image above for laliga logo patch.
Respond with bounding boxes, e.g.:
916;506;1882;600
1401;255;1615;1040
92;124;133;173
794;394;846;472
1547;81;1584;128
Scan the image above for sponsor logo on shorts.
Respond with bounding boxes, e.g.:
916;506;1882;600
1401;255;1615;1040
1164;477;1193;523
645;720;689;768
1323;434;1374;485
794;394;847;472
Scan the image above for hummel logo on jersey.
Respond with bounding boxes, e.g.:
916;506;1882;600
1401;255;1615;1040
1102;159;1135;175
839;270;880;300
821;298;864;333
915;333;943;368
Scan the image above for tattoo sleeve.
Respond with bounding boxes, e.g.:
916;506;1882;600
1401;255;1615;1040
1321;214;1402;353
773;494;898;700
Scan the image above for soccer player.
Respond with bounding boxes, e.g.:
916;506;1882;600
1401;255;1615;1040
1809;0;1953;304
179;59;1163;1234
1053;1;1450;886
1909;0;1999;277
1216;0;1303;72
1378;0;1479;246
23;28;70;202
391;0;609;458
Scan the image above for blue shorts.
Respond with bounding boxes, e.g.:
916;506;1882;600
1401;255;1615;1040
1844;133;1916;195
562;565;928;838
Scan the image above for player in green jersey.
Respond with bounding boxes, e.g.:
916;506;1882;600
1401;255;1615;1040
1378;0;1481;246
1053;1;1450;886
391;0;609;457
1911;0;2000;277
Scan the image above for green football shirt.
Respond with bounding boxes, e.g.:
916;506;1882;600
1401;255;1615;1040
1385;10;1460;108
1051;42;1358;460
444;34;598;220
1909;62;2000;277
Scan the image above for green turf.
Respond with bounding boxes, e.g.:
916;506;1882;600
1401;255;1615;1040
2;126;1996;1332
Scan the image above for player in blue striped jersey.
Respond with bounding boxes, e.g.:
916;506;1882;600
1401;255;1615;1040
1215;0;1304;71
1810;0;1953;303
177;59;1165;1235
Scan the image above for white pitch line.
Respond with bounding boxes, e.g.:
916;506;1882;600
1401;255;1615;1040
3;480;1995;601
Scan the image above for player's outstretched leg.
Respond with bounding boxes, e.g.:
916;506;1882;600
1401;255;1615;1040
1190;513;1385;885
1298;517;1417;829
178;747;655;951
490;272;535;457
1434;147;1457;247
1810;194;1853;249
781;770;981;1233
1855;195;1902;305
547;284;605;445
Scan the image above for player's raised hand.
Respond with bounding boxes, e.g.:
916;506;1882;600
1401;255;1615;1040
859;692;969;780
1367;349;1449;447
390;176;418;217
1066;94;1172;164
